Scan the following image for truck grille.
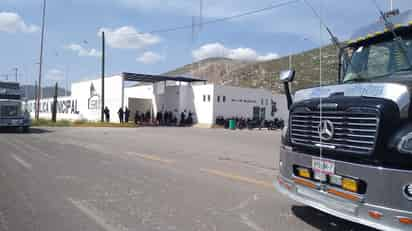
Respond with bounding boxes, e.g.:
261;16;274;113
290;108;380;155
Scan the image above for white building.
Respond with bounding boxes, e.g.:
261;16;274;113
27;73;283;126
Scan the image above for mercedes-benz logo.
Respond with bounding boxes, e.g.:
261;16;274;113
318;120;334;141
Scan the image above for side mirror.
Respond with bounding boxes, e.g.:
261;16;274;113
279;70;295;83
279;69;296;110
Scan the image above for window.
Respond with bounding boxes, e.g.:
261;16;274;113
203;95;206;102
265;99;269;106
343;38;412;82
223;96;226;103
207;95;211;102
271;100;277;117
0;105;18;117
217;96;220;102
261;99;264;105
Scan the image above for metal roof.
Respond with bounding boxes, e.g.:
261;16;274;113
348;10;412;45
121;72;207;83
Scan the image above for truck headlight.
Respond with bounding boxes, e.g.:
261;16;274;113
398;132;412;154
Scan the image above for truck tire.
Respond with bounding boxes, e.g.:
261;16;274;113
22;126;30;133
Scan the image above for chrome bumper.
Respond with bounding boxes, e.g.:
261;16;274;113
275;149;412;231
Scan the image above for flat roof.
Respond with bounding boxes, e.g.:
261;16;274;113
122;72;207;83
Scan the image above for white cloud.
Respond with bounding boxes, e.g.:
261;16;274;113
65;44;101;57
46;69;65;81
257;52;279;61
0;12;39;33
192;43;278;61
137;51;164;64
98;26;160;49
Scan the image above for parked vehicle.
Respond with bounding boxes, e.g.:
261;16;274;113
275;10;412;231
0;81;31;132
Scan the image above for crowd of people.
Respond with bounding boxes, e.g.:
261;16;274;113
215;116;284;130
102;106;194;127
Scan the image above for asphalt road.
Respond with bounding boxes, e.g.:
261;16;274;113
0;127;375;231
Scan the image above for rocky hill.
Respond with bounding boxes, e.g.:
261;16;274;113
166;45;339;93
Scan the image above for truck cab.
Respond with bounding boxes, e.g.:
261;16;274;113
275;10;412;231
0;81;31;132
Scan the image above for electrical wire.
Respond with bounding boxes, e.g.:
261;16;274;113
115;0;300;38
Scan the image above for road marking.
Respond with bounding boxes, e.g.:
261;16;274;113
11;139;54;159
240;214;265;231
127;152;175;164
67;198;120;231
11;154;32;170
200;168;273;188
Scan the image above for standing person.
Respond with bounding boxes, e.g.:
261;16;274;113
134;110;140;125
180;111;186;126
125;107;130;123
188;111;193;125
118;107;124;123
104;106;110;122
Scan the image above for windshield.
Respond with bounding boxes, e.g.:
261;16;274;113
343;37;412;82
0;104;19;117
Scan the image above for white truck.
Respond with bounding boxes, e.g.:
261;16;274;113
0;81;31;132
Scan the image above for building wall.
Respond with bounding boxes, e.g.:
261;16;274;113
26;96;82;120
192;84;214;125
213;85;274;122
28;75;124;122
71;75;123;122
272;94;288;121
26;75;285;125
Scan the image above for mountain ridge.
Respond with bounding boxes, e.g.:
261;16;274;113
165;44;339;93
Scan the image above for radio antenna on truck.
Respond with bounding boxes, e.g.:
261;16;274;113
370;0;412;68
302;0;353;79
302;0;339;48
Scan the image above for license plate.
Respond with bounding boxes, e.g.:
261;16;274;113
312;158;335;175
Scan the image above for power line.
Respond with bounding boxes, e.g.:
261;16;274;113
150;0;299;34
117;0;299;37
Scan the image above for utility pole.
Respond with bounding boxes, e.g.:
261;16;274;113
36;0;47;120
288;55;292;69
101;31;105;123
13;67;18;82
52;82;58;122
390;0;393;11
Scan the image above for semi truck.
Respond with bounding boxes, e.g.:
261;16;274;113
274;9;412;231
0;81;31;132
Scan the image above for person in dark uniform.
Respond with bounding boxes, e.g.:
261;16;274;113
187;111;193;125
134;110;139;125
124;107;130;123
180;111;186;126
104;106;110;122
118;107;124;123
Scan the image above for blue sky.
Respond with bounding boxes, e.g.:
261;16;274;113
0;0;411;88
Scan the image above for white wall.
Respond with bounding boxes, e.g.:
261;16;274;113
192;84;214;124
28;75;124;122
27;96;82;120
71;75;124;122
26;75;284;125
213;85;274;122
272;94;288;121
